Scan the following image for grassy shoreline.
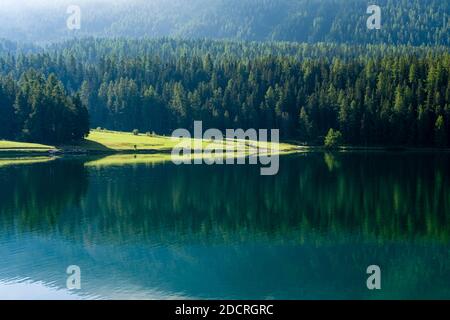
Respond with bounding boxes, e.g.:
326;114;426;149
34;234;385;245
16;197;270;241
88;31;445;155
2;130;450;157
0;129;300;156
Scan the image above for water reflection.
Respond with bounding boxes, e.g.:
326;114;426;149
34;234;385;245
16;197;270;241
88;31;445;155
0;153;449;299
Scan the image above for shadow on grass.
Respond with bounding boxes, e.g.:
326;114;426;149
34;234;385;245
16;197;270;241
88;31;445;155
76;139;175;154
74;139;114;153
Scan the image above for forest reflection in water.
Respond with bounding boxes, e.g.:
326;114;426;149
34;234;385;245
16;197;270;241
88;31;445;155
0;152;449;299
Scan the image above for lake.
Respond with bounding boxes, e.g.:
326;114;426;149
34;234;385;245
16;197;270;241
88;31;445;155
0;152;449;299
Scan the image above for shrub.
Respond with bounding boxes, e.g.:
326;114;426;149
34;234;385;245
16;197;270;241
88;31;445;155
324;128;343;149
132;129;139;136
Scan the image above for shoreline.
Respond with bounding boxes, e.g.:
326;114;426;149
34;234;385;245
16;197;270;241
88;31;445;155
2;145;450;158
2;128;450;158
3;148;450;159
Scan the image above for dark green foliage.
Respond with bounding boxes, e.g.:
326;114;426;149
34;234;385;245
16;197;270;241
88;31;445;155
0;71;89;144
324;129;343;148
0;38;449;147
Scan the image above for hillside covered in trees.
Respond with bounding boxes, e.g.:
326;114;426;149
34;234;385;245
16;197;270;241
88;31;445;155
0;38;449;146
0;0;448;46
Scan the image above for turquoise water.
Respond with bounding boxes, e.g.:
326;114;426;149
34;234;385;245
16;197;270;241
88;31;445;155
0;152;449;299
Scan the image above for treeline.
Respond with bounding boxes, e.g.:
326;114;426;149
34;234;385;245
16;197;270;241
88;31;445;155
0;0;449;46
0;38;449;146
0;71;89;144
42;38;448;63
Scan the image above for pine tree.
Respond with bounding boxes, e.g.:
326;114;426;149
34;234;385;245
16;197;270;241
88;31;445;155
298;107;312;141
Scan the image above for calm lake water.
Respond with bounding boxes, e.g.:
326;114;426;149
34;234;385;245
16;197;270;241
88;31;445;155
0;152;449;299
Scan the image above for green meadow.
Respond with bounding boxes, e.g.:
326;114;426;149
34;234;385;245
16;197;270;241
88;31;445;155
0;129;300;167
78;129;298;153
0;141;56;154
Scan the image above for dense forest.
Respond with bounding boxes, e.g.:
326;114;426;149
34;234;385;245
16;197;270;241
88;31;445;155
0;0;448;46
0;1;449;146
1;38;448;146
0;71;89;144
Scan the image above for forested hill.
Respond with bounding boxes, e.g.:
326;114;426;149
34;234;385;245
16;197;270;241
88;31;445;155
0;0;448;46
0;39;449;147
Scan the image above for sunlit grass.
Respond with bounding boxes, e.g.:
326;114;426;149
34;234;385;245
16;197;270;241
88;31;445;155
1;130;301;168
78;130;181;151
0;140;56;153
81;129;299;153
83;130;300;167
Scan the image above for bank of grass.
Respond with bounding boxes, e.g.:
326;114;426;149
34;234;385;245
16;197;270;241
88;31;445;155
3;130;449;156
77;129;299;154
76;130;179;152
0;140;56;154
82;129;299;167
1;129;300;159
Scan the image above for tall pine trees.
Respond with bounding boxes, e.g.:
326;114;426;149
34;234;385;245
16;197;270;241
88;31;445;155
0;71;89;144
